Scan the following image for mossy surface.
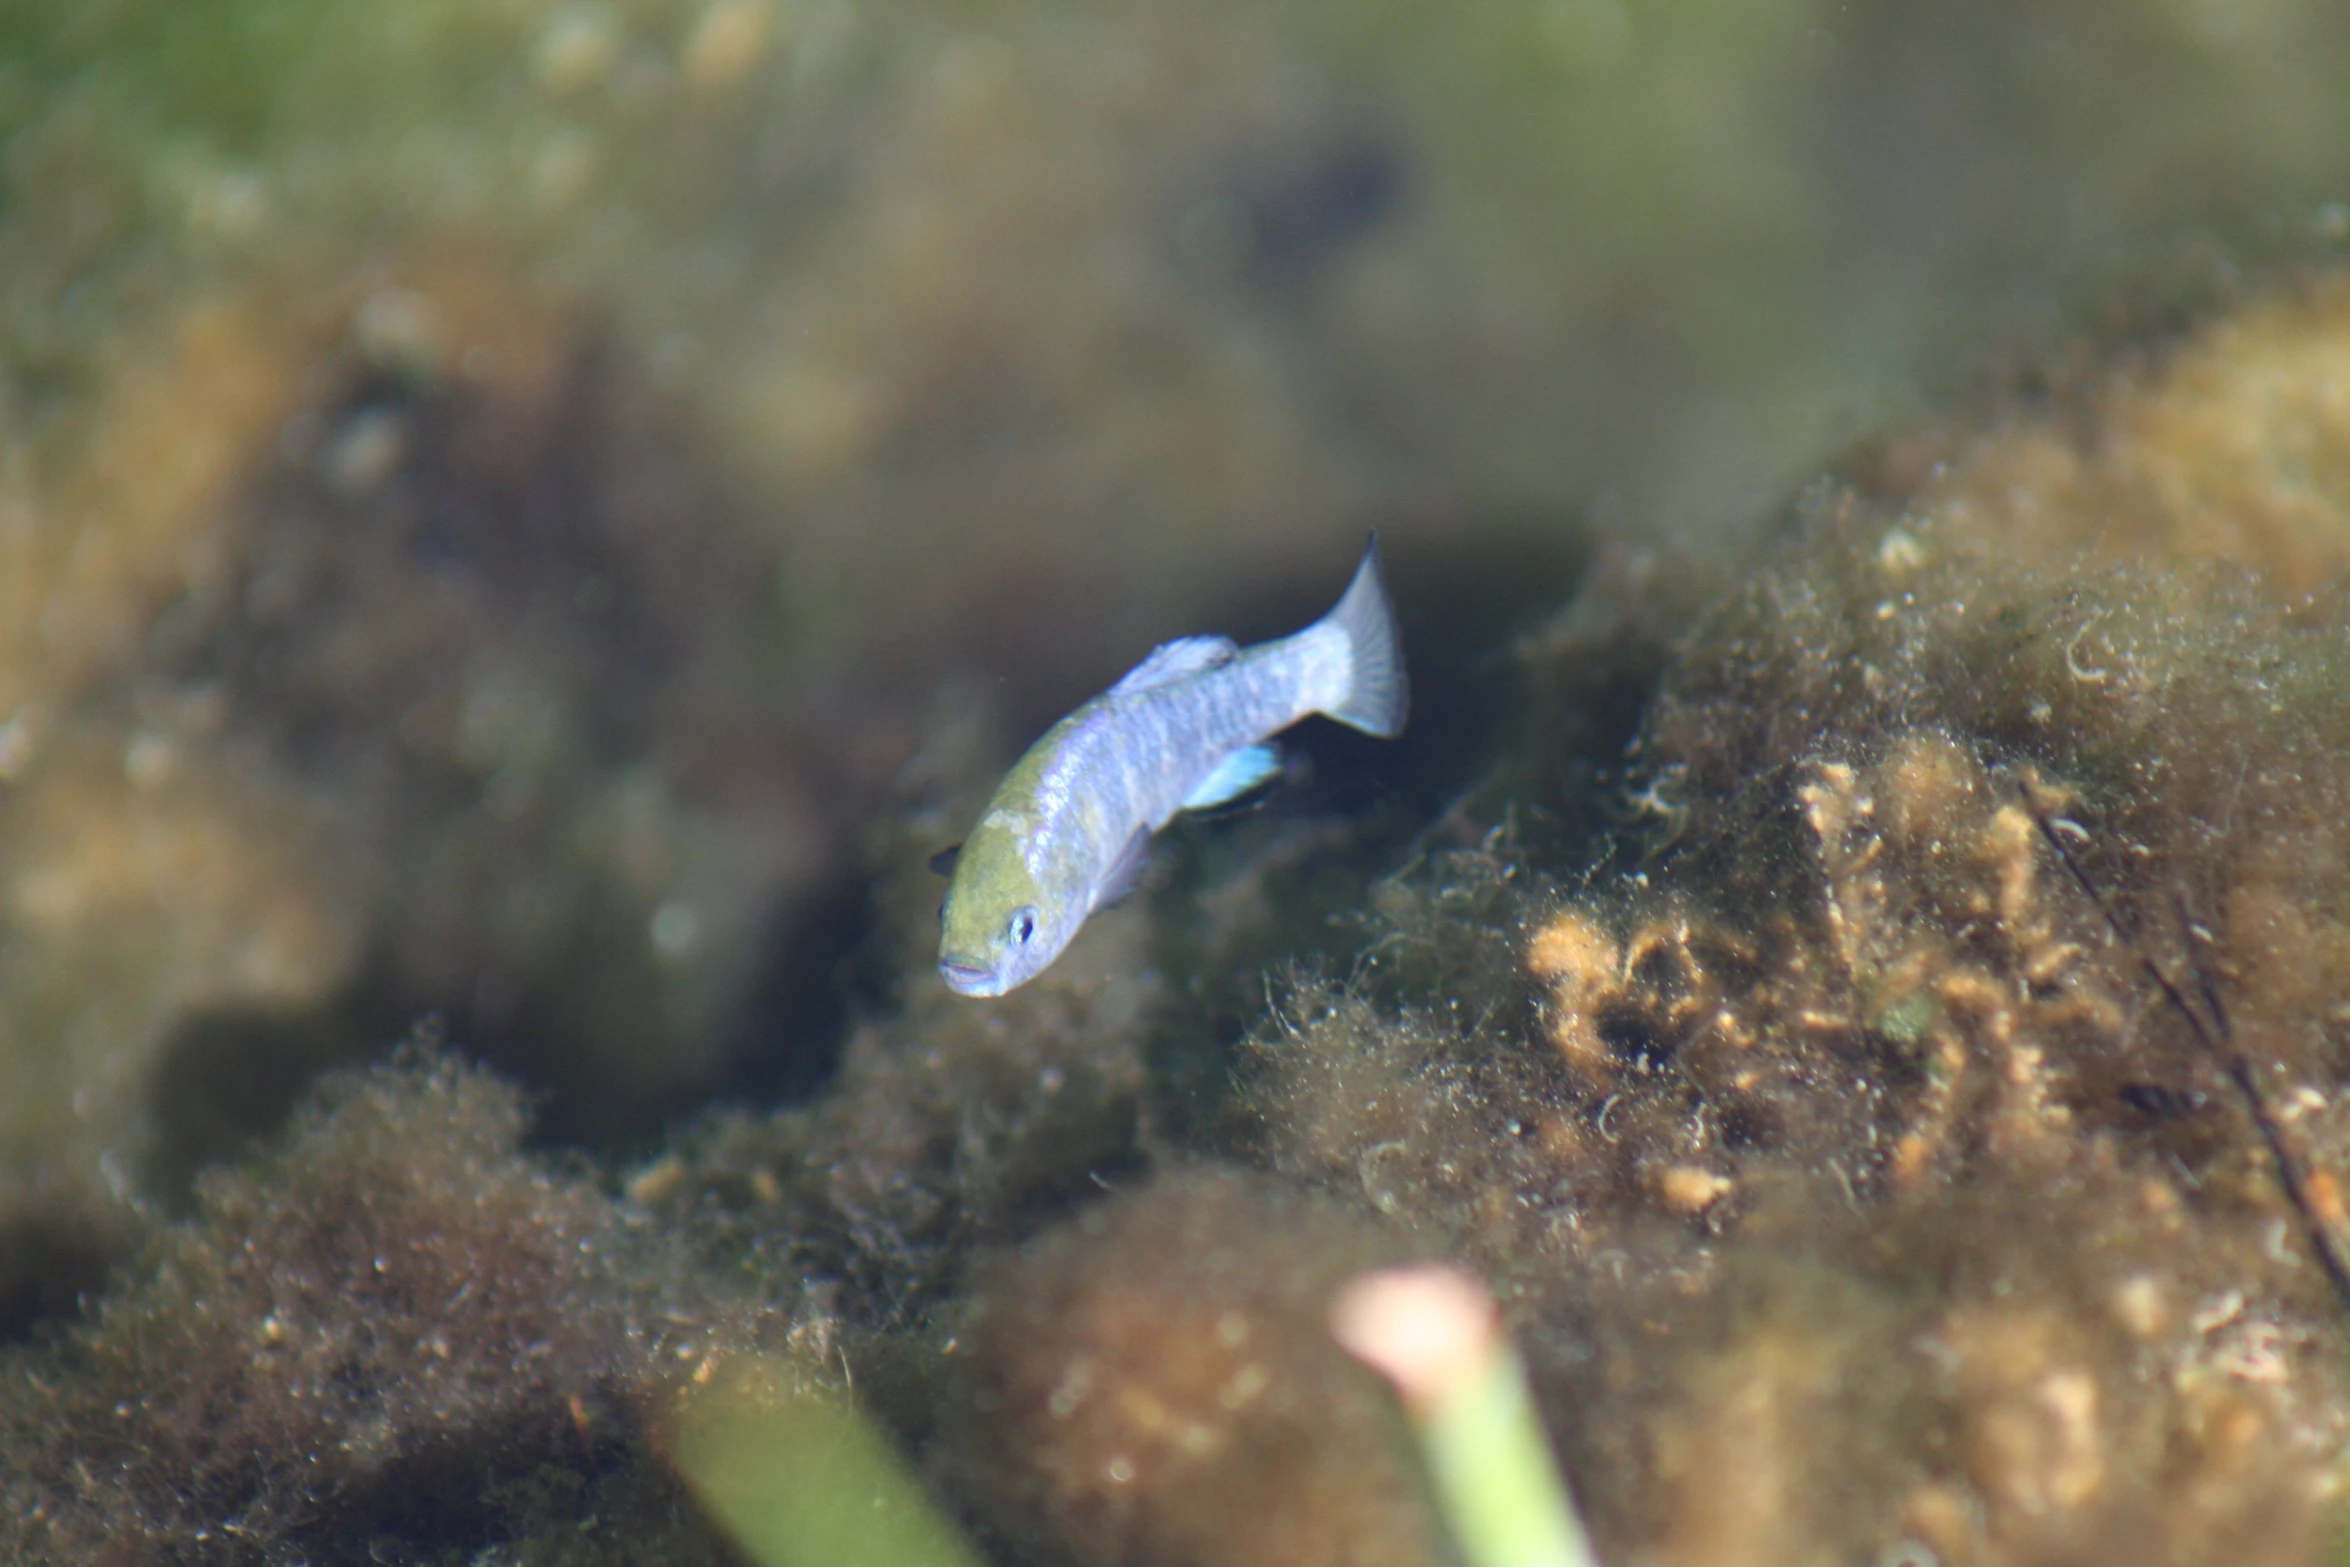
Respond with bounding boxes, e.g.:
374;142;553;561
1239;274;2350;1564
0;1047;756;1564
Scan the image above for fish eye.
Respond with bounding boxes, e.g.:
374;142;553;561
1009;907;1038;946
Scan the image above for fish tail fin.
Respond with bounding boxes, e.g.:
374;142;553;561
1315;534;1409;737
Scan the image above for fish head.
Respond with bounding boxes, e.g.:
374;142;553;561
938;813;1057;996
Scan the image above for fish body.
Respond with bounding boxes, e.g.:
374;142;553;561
939;539;1407;996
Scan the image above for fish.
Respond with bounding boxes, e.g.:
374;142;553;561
937;537;1408;996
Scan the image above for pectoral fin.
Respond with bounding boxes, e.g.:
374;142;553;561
1181;744;1281;812
1093;827;1153;911
928;844;962;877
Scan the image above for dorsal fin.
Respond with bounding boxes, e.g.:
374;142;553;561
1109;634;1237;695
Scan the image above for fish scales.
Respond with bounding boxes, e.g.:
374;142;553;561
1061;647;1301;838
940;539;1406;996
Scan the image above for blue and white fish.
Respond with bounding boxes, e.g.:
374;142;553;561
937;539;1408;996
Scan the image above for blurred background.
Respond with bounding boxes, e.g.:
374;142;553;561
4;0;2350;1324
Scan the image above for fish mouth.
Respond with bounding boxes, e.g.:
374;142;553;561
939;959;1002;996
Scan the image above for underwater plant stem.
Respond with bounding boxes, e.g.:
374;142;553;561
1332;1266;1603;1567
2020;781;2350;1316
670;1355;986;1567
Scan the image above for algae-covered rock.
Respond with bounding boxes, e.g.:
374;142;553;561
649;933;1154;1336
1850;271;2350;607
1242;271;2350;1564
0;257;855;1351
938;1168;1445;1567
0;1048;757;1565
